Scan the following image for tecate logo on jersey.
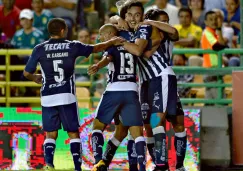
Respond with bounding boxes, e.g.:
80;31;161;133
49;81;66;88
117;75;134;80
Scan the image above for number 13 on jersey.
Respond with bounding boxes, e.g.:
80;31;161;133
120;52;134;74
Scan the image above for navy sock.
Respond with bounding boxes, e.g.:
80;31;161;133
175;131;187;168
152;126;168;169
43;139;56;167
92;130;104;164
103;137;120;166
70;139;82;171
146;137;156;164
135;136;146;171
127;135;138;171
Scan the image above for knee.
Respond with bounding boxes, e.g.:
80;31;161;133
92;119;106;131
46;131;58;140
173;124;185;133
68;131;80;139
150;113;165;129
114;129;128;142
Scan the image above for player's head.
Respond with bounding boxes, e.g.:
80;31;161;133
32;0;44;13
120;1;144;29
99;24;118;42
2;0;15;10
204;11;217;29
48;18;68;38
144;9;169;23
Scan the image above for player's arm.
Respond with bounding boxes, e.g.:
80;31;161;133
110;15;129;30
88;55;113;75
93;37;125;53
143;20;179;41
23;48;42;84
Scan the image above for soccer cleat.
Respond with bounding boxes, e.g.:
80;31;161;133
91;160;108;171
43;164;55;170
176;166;186;171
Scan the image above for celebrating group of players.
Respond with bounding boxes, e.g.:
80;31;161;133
23;1;187;171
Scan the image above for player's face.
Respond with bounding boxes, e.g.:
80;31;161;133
190;0;203;10
125;6;143;29
179;11;192;27
158;14;169;23
173;54;185;66
99;31;109;42
32;0;44;13
20;18;33;30
205;13;217;29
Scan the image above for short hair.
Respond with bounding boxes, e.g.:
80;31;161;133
204;11;216;20
99;24;118;35
120;1;144;19
144;9;169;21
78;28;90;35
47;18;67;36
188;0;205;10
178;7;192;18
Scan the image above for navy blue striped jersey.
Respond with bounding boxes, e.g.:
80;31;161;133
103;46;138;92
138;33;175;83
24;38;93;107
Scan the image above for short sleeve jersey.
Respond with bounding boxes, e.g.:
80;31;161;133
24;38;93;106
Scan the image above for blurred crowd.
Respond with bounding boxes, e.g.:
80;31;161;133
0;0;241;104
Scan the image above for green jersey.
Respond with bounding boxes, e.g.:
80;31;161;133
11;28;45;49
33;9;53;40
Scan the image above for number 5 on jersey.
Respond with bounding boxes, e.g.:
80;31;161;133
53;60;64;82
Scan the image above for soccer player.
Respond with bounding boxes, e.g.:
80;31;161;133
88;23;147;171
23;18;124;171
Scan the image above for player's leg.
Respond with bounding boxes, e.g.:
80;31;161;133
140;81;156;164
94;120;129;171
169;100;187;171
92;91;121;165
149;75;170;171
42;106;61;170
58;102;82;171
122;91;147;171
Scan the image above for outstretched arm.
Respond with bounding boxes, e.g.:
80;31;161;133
87;55;113;75
93;37;125;53
143;20;179;41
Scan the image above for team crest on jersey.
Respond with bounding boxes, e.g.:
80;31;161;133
139;28;148;34
141;103;149;120
31;38;36;45
42;17;47;24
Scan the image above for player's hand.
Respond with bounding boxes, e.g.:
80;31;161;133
33;74;42;84
110;36;125;46
117;18;129;31
88;64;99;75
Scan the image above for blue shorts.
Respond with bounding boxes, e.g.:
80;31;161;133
42;102;80;132
140;75;182;124
95;91;143;127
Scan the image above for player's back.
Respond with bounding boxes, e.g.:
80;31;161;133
105;46;138;92
26;38;93;106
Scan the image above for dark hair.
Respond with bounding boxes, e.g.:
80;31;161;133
178;7;192;18
78;28;90;35
32;0;44;3
47;18;67;36
120;1;144;19
204;10;216;20
144;9;169;21
188;0;205;10
106;12;118;18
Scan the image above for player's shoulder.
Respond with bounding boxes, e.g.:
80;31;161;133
33;40;49;51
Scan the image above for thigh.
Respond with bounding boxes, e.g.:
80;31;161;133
120;91;143;127
42;106;61;132
58;102;80;132
166;75;178;116
95;91;121;125
140;81;151;124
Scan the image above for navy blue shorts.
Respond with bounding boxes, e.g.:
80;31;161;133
140;75;182;124
42;102;80;132
95;91;143;127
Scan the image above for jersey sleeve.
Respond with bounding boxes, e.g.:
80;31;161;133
136;25;152;40
102;47;114;62
73;41;94;58
24;47;40;73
